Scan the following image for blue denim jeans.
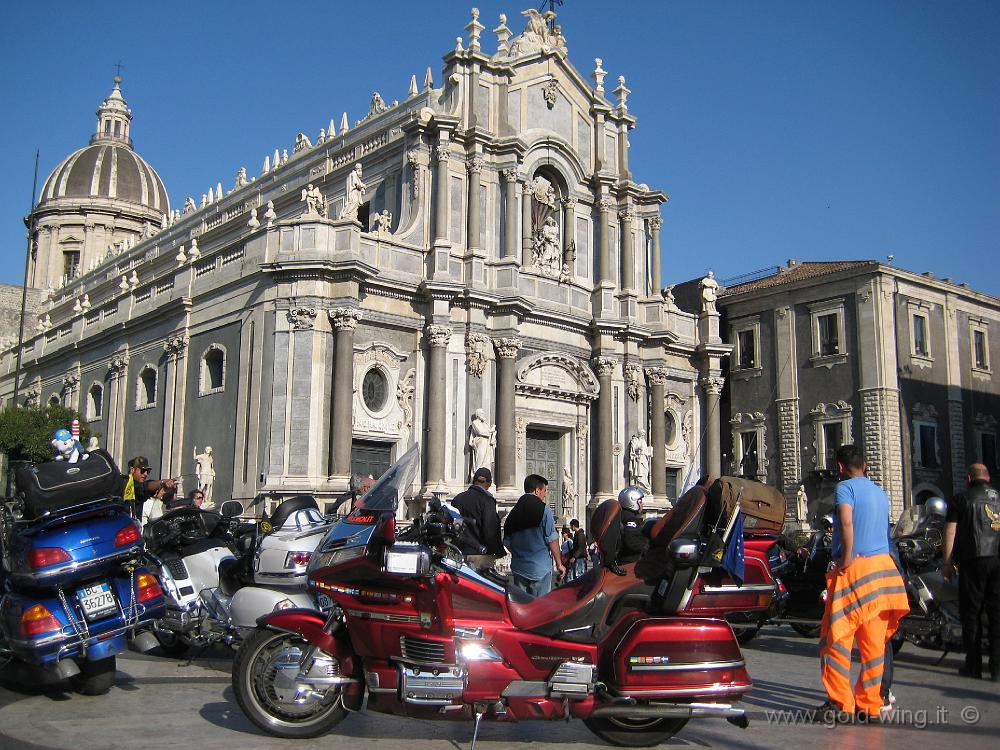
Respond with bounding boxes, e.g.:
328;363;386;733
512;572;553;597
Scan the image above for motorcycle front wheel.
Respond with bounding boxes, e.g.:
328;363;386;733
233;628;347;739
584;716;689;747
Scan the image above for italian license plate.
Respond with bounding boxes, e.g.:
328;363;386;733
77;582;117;621
316;593;333;611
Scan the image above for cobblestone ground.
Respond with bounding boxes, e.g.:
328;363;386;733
0;626;996;750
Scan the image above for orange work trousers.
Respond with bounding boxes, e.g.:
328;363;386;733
818;553;909;715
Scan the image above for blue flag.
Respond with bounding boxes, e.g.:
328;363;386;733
722;510;745;586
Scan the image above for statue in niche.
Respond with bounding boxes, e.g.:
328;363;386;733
340;164;367;220
561;467;576;519
796;484;809;525
301;183;327;218
193;446;216;509
528;176;563;278
700;271;720;314
468;409;496;480
628;430;653;491
372;209;392;237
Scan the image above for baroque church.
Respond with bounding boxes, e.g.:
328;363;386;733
1;8;728;519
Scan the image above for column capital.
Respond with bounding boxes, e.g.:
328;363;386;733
501;168;520;184
598;196;616;213
648;214;663;231
645;366;669;386
700;375;725;395
434;144;452;164
561;196;578;208
426;324;453;348
62;371;80;391
467;155;485;174
492;336;522;359
164;334;189;359
618;205;636;222
329;307;362;331
287;306;318;330
592;356;618;377
109;354;129;377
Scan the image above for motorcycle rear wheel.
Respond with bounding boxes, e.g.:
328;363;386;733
584;716;688;747
153;630;191;658
70;656;116;695
732;624;761;645
233;628;347;739
790;622;821;638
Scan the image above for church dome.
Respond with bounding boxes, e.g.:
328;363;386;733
37;77;169;215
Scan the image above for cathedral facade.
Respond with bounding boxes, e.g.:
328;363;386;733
1;9;727;518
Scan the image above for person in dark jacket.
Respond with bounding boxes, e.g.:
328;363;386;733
120;456;175;518
452;467;504;570
618;486;650;563
567;519;588;579
943;463;1000;681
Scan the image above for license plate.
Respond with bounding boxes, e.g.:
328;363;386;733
77;582;117;621
316;593;333;611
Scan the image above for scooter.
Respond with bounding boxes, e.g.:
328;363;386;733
0;490;166;694
232;446;751;745
145;495;336;655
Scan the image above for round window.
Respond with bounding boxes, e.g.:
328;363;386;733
362;368;388;411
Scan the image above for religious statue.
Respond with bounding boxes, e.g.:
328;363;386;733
532;215;562;276
508;8;567;56
468;409;496;480
796;484;809;525
369;91;387;116
183;197;196;214
193;446;216;509
628;430;653;491
339;163;367;220
373;209;392;237
662;285;678;311
561;467;576;519
234;167;248;189
301;183;327;218
294;132;313;153
700;271;720;314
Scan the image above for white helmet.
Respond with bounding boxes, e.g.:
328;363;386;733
618;486;646;513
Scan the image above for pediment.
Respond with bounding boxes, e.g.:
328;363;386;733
516;352;598;400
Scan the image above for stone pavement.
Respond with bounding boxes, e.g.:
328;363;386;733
0;626;996;750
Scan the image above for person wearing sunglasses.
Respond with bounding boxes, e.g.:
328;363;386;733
121;456;176;517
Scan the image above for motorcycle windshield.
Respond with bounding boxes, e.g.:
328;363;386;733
355;444;420;515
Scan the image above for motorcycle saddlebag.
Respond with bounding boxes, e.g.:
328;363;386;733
710;477;785;532
15;450;121;520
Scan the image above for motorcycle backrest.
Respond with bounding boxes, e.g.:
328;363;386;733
220;500;244;519
267;495;319;530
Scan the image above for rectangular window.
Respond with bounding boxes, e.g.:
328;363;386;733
737;329;756;369
822;422;843;470
818;313;840;356
974;330;988;370
739;431;759;478
918;424;938;468
912;315;928;357
63;251;80;281
982;433;997;476
665;468;679;503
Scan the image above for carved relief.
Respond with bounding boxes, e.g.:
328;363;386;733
287;307;318;330
516;352;600;402
542;78;559;109
164;335;189;358
329;307;362;331
396;368;416;429
355;345;404;371
465;333;490;378
515;416;527;459
623;363;641;401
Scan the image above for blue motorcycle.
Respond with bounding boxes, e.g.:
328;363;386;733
0;451;166;695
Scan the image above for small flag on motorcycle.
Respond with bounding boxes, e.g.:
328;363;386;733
722;510;745;586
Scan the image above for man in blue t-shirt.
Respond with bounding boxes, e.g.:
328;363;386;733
503;474;565;596
831;451;891;563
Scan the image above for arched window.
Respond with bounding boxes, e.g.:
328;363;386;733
48;395;61;408
87;383;104;420
136;366;157;410
199;345;226;395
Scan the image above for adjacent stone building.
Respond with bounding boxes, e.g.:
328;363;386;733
719;259;1000;524
0;9;727;518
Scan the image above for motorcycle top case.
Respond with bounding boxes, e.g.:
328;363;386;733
5;504;143;586
15;450;121;520
710;476;786;532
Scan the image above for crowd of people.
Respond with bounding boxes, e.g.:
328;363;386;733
120;455;205;529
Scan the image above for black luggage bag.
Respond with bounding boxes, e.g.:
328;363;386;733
14;449;122;519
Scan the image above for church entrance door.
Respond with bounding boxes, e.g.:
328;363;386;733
525;428;562;514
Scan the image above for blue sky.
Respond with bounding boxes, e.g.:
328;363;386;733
1;1;997;293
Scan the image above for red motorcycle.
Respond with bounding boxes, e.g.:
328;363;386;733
232;446;751;746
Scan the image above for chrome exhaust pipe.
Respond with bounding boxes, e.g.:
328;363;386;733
130;630;160;653
590;703;746;720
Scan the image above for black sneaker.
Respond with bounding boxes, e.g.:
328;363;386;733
811;701;846;723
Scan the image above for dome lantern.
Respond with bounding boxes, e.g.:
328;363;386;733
91;75;133;147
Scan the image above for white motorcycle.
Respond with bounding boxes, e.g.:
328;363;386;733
144;496;336;656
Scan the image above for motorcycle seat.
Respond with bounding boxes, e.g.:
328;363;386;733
506;563;649;643
218;556;244;596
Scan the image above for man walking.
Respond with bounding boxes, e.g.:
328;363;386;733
815;445;909;721
503;474;565;596
452;467;504;570
943;463;1000;681
567;519;588;579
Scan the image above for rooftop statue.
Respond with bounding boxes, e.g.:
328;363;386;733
506;8;568;57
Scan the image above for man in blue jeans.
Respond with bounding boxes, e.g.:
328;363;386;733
503;474;566;596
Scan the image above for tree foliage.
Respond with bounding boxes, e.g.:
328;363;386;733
0;404;92;464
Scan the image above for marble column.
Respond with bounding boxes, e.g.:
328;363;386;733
328;308;362;479
433;144;451;243
521;180;533;267
501;169;518;259
701;375;724;479
493;337;521;490
562;197;577;272
161;335;189;479
598;196;614;284
425;324;452;487
108;354;129;465
466;155;484;253
593;356;617;495
620;205;636;291
646;368;669;497
649;214;663;294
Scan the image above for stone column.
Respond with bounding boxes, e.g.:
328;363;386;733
328;307;362;479
501;169;518;259
649;214;663;294
108;354;129;465
619;205;635;291
701;375;724;479
598;196;614;284
562;196;577;272
646;368;669;498
466;155;484;253
521;179;533;267
425;324;452;488
434;144;451;243
493;337;522;490
593;357;617;495
161;335;189;479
